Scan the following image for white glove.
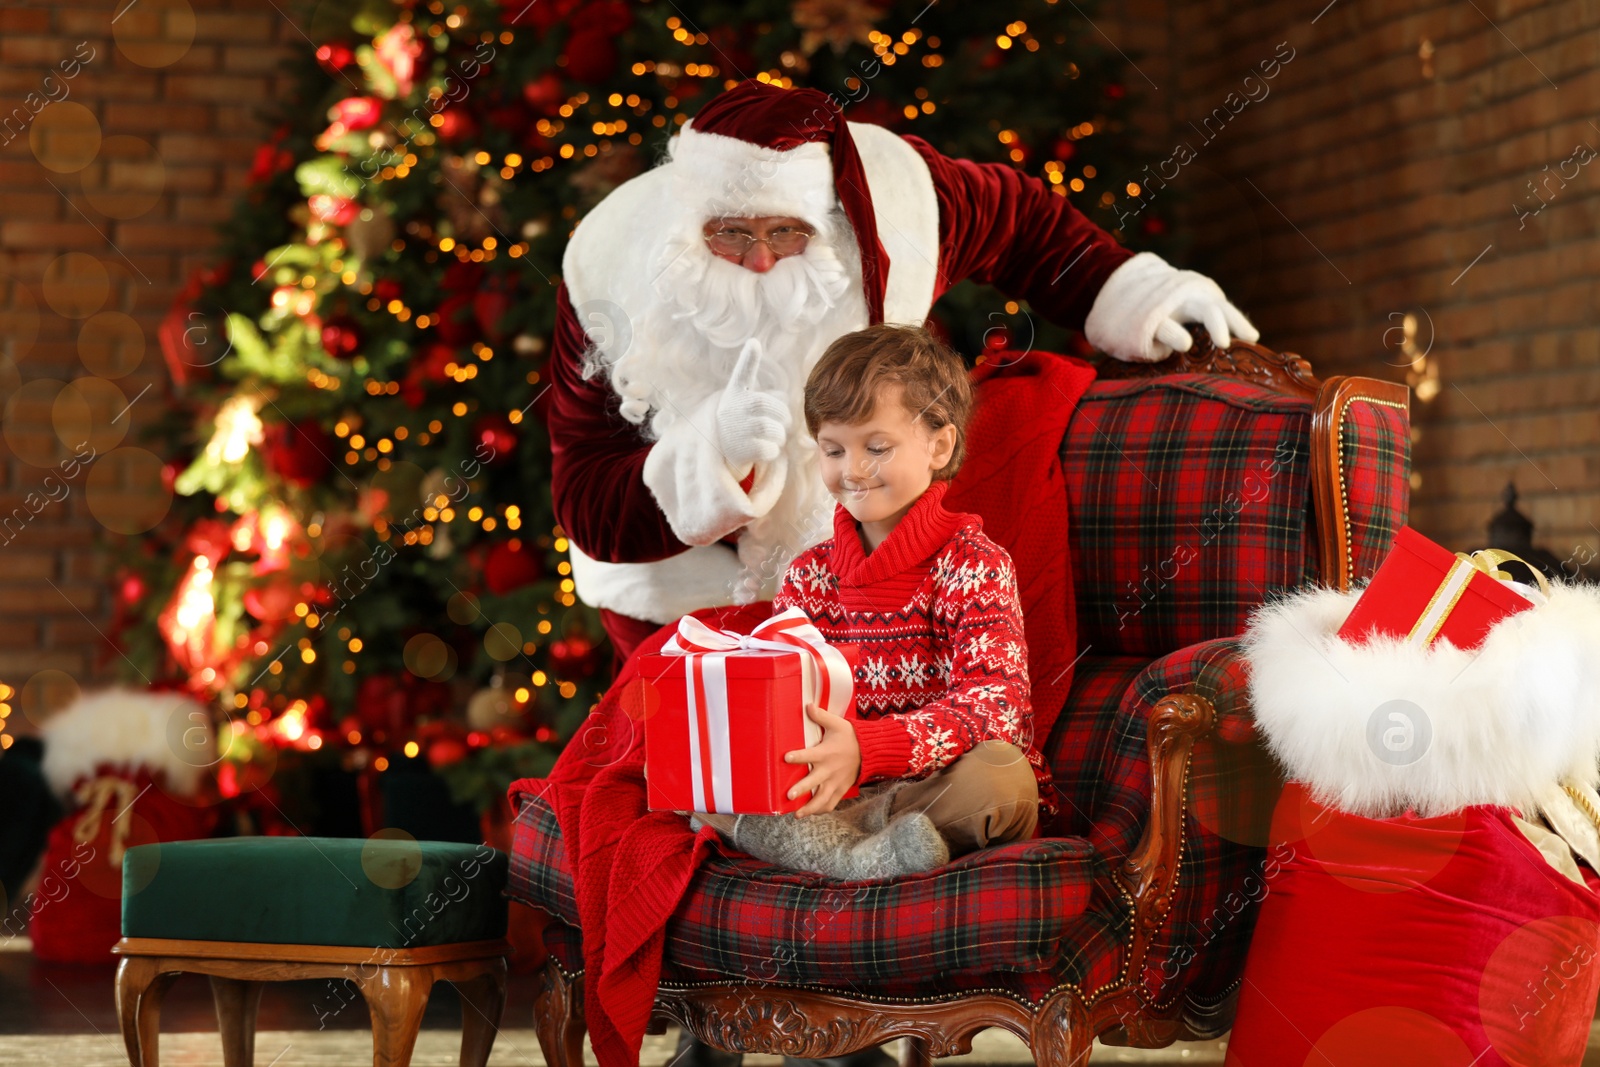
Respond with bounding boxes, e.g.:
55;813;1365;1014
715;339;791;466
1085;251;1261;363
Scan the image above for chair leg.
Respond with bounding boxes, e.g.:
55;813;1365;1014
1030;990;1094;1067
533;959;586;1067
210;976;264;1067
357;964;434;1067
902;1035;934;1067
455;961;508;1067
116;957;178;1067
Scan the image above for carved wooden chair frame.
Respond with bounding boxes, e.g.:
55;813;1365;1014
531;331;1410;1066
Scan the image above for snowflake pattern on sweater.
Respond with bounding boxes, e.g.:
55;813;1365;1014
770;509;1052;805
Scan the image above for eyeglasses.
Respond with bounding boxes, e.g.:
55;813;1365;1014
704;227;813;258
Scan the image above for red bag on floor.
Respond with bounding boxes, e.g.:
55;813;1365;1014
31;688;218;963
1226;784;1600;1066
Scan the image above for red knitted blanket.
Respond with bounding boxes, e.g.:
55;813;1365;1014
507;348;1093;1067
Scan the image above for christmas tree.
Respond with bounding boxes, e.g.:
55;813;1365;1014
114;0;1158;828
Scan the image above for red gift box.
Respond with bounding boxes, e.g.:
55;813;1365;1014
639;607;859;815
1337;526;1543;650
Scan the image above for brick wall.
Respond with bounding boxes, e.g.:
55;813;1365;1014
1147;0;1599;567
0;0;296;722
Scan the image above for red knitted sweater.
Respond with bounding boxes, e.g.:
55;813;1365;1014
771;479;1052;811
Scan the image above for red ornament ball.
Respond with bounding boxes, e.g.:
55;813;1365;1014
483;539;542;595
521;71;565;115
320;315;362;360
434;109;478;144
262;419;334;487
426;736;469;768
473;414;516;463
563;28;616;83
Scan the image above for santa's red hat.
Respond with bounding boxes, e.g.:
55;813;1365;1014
667;80;888;323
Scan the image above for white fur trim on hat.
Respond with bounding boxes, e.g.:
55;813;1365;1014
667;123;837;226
1242;583;1600;818
40;686;215;797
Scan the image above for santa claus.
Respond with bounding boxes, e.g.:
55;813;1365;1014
548;80;1258;663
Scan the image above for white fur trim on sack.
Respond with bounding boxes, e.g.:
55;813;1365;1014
1242;583;1600;818
40;685;214;797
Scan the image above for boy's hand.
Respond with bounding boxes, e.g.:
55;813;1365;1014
784;703;860;817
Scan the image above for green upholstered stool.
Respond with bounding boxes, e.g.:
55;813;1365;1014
113;837;510;1067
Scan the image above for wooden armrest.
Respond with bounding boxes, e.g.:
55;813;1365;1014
1112;693;1218;986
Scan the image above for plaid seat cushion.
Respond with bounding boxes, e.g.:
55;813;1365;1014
508;792;1121;999
1064;375;1316;658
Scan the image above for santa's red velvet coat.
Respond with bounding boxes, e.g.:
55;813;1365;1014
547;129;1131;659
770;479;1051;810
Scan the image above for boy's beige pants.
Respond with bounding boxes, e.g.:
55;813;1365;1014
882;739;1039;856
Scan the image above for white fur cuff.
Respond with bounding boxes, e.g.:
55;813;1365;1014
1242;583;1600;818
567;541;744;625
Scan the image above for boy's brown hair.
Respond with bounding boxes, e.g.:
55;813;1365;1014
803;322;973;481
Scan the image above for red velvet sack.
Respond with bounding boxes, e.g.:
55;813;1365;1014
1226;783;1600;1067
29;767;217;964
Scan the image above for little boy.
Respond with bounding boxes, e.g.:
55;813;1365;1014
697;322;1048;880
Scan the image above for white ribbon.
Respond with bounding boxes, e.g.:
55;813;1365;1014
658;607;854;813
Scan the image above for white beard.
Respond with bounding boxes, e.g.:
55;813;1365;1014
581;207;871;602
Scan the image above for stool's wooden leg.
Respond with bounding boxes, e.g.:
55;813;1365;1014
210;976;264;1067
116;957;178;1067
533;958;586;1067
116;957;155;1067
455;960;508;1067
357;964;434;1067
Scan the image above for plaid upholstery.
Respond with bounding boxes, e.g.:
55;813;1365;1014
1337;395;1411;585
1063;375;1315;658
1044;655;1148;837
509;787;1117;997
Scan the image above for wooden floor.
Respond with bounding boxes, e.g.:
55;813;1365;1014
5;940;1600;1065
0;1028;1226;1065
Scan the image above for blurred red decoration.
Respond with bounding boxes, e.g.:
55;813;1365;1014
372;22;422;97
483;539;542;595
242;577;300;623
373;277;403;303
435;109;478;144
262;419;335;487
521;71;565;114
563;29;617;83
316;42;354;74
320;314;363;359
1052;138;1076;163
473;413;517;463
309;194;361;226
548;633;600;679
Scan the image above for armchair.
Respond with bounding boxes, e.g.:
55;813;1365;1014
510;331;1411;1064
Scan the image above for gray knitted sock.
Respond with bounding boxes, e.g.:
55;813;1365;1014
834;781;912;834
814;812;950;881
730;812;866;872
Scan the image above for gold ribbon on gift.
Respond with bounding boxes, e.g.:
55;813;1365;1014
1405;547;1549;648
72;777;141;868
